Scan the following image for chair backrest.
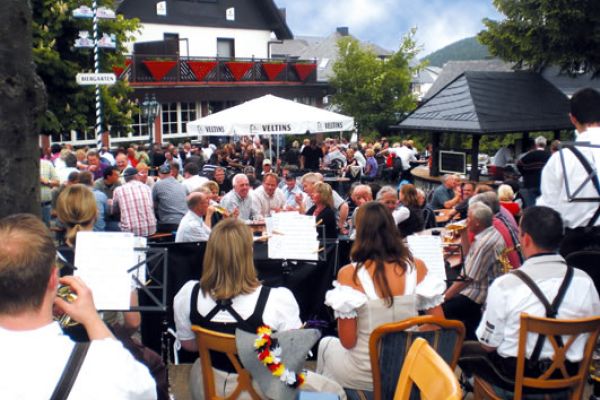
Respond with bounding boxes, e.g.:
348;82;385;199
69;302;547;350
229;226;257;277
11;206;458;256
369;315;465;400
393;337;462;400
513;313;600;400
191;325;262;400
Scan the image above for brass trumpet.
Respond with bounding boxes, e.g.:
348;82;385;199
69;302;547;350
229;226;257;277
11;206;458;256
55;285;79;328
497;244;522;274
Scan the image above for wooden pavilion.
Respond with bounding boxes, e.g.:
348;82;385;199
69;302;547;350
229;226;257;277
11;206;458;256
393;71;573;181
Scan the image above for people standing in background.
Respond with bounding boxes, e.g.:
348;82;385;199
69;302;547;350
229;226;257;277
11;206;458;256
538;87;600;256
517;136;550;208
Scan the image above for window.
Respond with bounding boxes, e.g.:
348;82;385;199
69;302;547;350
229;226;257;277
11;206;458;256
162;103;178;134
217;38;234;59
180;102;197;126
131;112;149;138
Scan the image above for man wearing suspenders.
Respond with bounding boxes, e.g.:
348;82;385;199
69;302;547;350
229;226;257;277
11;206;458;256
459;207;600;393
538;87;600;256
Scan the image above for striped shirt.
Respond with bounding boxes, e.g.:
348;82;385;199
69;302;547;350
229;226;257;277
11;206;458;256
112;180;156;237
462;225;506;304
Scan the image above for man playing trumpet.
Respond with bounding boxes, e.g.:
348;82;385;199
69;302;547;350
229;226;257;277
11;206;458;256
0;214;156;399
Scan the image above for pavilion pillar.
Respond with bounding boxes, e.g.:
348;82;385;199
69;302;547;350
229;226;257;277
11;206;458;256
470;134;480;182
553;130;561;141
431;132;440;177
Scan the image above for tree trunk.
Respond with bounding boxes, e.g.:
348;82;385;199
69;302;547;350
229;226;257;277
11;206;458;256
0;1;46;219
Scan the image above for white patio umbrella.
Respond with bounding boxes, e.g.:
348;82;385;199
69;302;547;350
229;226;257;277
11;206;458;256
187;94;355;137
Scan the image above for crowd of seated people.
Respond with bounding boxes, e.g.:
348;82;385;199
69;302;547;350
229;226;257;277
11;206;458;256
28;111;600;399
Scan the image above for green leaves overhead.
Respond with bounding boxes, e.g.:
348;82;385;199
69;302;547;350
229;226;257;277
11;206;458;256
32;0;140;136
479;0;600;76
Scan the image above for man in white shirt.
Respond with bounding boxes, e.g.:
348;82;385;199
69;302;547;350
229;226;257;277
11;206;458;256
537;87;600;256
0;214;156;399
182;162;208;194
390;141;417;171
220;174;260;221
252;173;286;218
492;144;514;168
459;206;600;392
176;192;214;242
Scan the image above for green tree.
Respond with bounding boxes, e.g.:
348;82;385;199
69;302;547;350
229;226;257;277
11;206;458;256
32;0;140;138
479;0;600;75
330;29;422;135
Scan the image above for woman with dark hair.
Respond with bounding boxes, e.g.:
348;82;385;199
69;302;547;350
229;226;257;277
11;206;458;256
317;202;445;392
397;183;426;237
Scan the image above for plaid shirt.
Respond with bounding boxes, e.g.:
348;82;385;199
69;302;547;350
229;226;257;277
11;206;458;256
462;225;506;304
112;180;156;236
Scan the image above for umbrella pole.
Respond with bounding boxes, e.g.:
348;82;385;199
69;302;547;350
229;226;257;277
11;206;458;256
269;135;272;163
276;134;280;167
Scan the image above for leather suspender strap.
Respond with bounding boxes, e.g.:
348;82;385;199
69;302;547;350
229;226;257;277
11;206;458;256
511;266;574;362
50;341;91;400
565;145;600;227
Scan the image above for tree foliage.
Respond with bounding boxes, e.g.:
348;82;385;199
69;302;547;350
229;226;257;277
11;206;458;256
330;29;422;135
479;0;600;76
32;0;140;136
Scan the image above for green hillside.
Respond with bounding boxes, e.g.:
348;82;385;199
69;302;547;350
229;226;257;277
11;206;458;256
422;37;490;67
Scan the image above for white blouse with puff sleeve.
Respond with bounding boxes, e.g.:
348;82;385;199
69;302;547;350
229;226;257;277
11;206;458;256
325;263;445;319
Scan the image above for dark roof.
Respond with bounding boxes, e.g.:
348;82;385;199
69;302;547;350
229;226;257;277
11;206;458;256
271;31;392;81
117;0;292;39
541;66;600;97
396;71;572;134
423;59;513;100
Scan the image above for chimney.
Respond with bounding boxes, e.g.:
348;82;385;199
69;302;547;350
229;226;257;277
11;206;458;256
336;27;349;36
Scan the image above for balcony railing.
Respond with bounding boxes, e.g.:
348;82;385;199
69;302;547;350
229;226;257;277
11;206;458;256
114;55;318;84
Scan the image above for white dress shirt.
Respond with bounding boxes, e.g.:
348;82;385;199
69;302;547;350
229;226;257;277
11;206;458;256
252;186;286;217
477;254;600;360
176;210;211;242
182;175;209;194
0;322;156;400
537;127;600;228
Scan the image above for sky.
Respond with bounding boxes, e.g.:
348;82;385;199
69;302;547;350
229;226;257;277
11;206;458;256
274;0;503;56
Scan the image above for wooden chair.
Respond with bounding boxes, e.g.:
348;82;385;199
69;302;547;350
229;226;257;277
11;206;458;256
393;337;462;400
191;325;261;400
368;315;465;400
473;314;600;400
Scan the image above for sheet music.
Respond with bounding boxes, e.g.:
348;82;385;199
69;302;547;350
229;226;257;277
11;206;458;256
268;212;319;260
407;235;446;280
74;232;136;310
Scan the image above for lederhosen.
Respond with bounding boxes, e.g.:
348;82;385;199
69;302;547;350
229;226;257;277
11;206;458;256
189;283;271;373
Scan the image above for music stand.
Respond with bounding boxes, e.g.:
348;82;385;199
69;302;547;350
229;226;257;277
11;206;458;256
127;246;168;312
56;246;168;312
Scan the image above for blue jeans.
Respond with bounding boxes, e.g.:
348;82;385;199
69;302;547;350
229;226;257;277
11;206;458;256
41;203;52;226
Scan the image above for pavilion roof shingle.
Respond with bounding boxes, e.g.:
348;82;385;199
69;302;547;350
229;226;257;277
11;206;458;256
397;71;572;134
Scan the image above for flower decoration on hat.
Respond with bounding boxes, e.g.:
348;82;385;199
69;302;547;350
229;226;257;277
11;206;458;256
253;325;305;388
